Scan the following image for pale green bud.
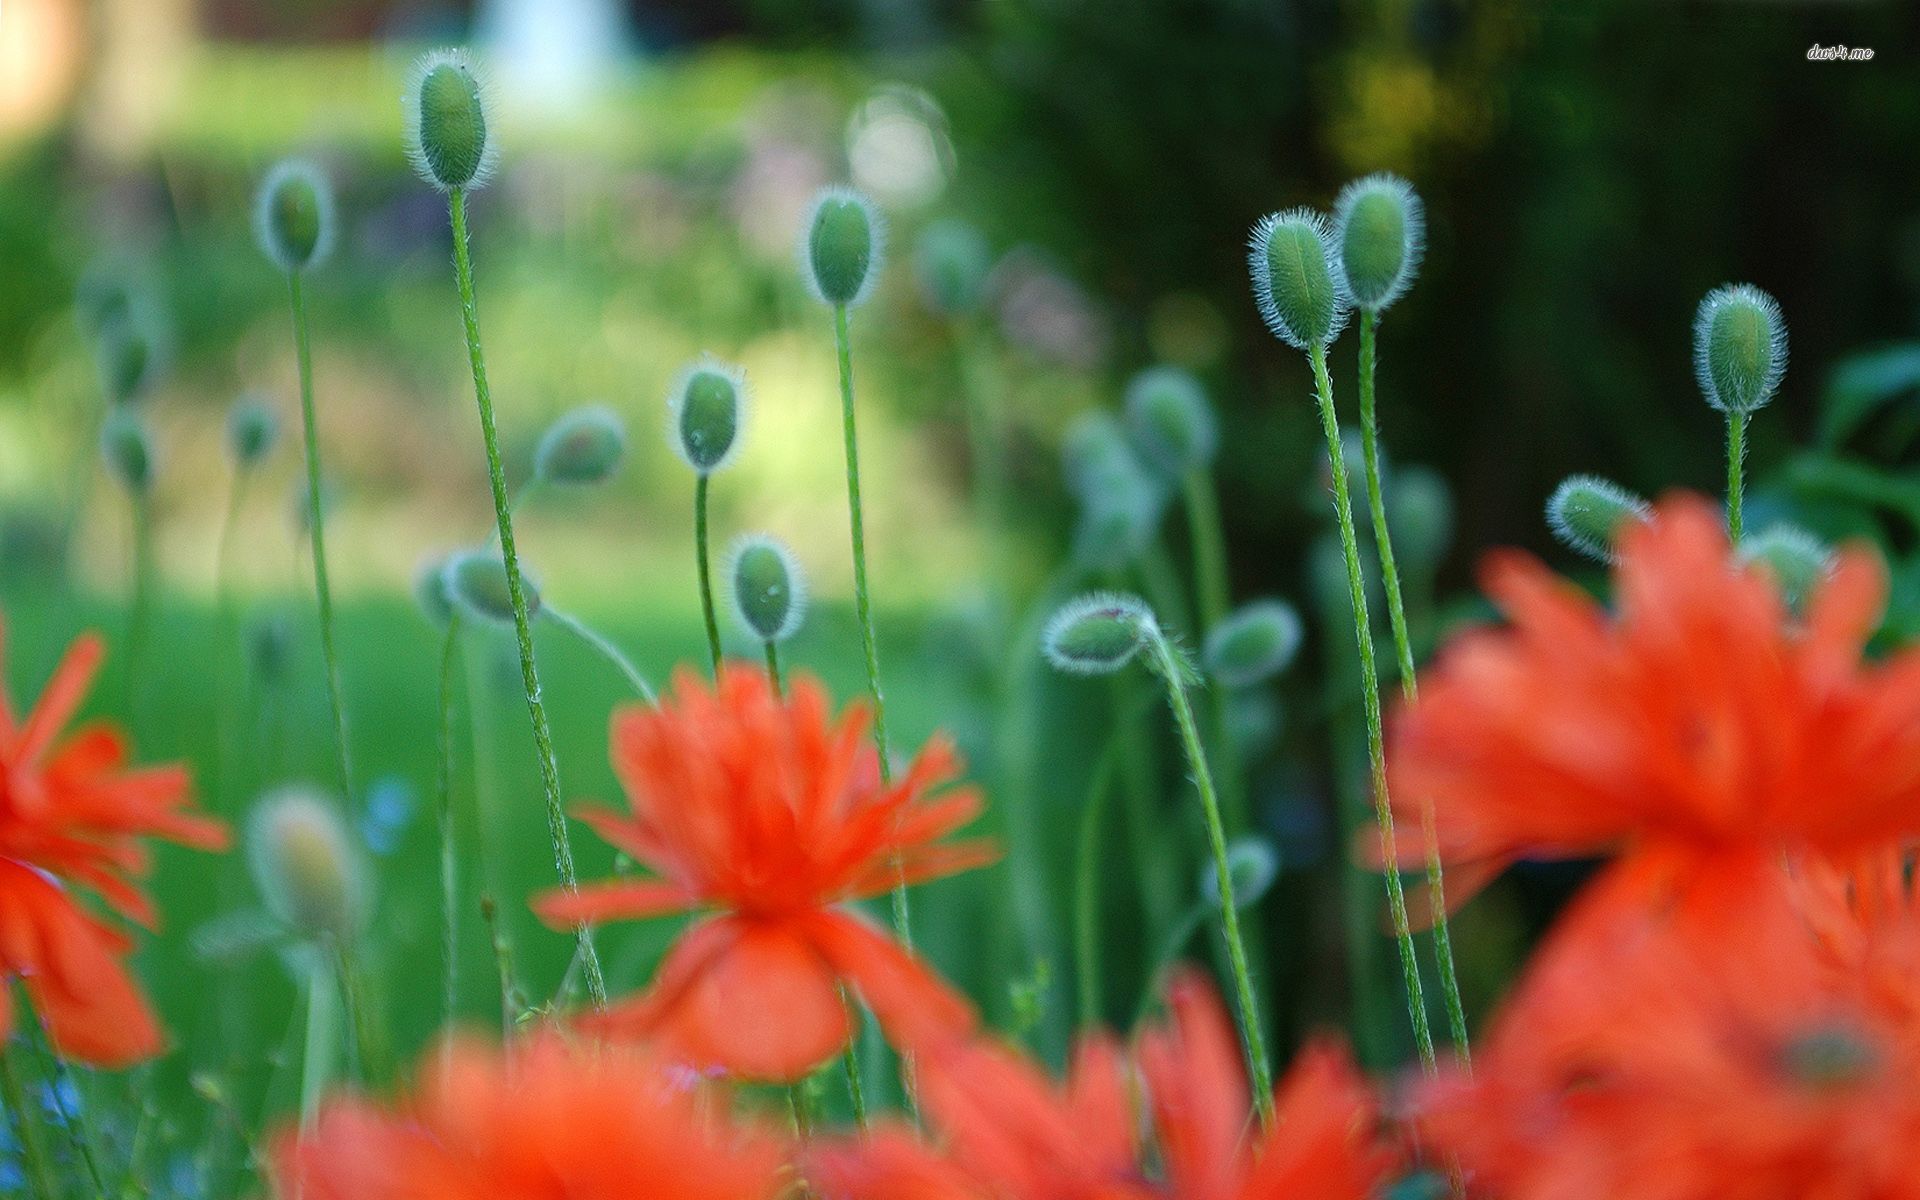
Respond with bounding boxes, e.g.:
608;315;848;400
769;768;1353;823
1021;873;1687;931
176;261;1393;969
726;533;807;644
253;159;336;274
803;188;885;308
1043;592;1157;675
1248;208;1348;350
403;49;497;192
1332;173;1423;313
1546;475;1651;563
1694;283;1787;415
1204;600;1303;688
248;787;368;942
535;405;626;486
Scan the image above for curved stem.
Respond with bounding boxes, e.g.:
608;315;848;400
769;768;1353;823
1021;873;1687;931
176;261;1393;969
1726;410;1747;544
1146;632;1274;1122
0;1035;59;1200
695;475;723;674
125;490;153;719
287;272;355;809
1074;739;1120;1029
545;607;657;703
1311;342;1436;1074
436;614;464;1044
446;187;606;1008
763;640;785;696
1358;312;1470;1063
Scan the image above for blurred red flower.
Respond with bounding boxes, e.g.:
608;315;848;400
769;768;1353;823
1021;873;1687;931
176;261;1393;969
0;616;226;1065
271;1030;787;1199
1387;494;1920;915
533;666;995;1081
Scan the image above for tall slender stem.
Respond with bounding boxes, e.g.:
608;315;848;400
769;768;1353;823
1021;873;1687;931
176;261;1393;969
1183;471;1231;633
694;474;723;674
1357;312;1470;1063
1146;632;1274;1122
298;958;335;1126
763;640;785;695
1726;410;1747;544
837;988;869;1129
211;469;251;811
0;1036;59;1200
1074;740;1120;1029
125;490;153;718
446;187;606;1007
287;272;354;808
436;614;464;1042
1311;342;1436;1073
19;997;108;1199
545;608;656;703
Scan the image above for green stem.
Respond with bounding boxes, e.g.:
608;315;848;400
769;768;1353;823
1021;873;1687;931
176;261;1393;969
446;187;606;1008
1310;342;1436;1074
18;998;108;1199
787;1082;815;1137
0;1033;60;1200
1145;632;1274;1122
837;987;868;1128
211;469;251;812
1183;471;1231;633
1726;409;1747;544
287;272;355;809
436;613;464;1038
298;958;335;1126
764;640;785;696
695;474;723;674
545;608;657;703
125;490;153;719
332;943;385;1086
1074;740;1120;1029
481;896;522;1038
1358;312;1470;1063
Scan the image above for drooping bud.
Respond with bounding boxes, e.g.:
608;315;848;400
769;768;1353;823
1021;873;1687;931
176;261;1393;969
913;219;991;316
1741;524;1833;611
1693;284;1787;415
1331;173;1424;313
667;360;746;475
226;394;280;468
99;408;154;493
726;533;807;644
1248;208;1348;351
1199;838;1279;912
253;159;337;275
1204;600;1303;688
413;553;457;627
444;548;540;626
534;405;626;486
1546;475;1651;563
96;315;163;405
403;49;497;192
1124;365;1217;478
1042;592;1157;675
803;187;885;309
248;787;368;943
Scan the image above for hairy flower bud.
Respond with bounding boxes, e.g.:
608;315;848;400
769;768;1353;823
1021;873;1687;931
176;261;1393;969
1200;838;1278;912
913;219;991;316
248;787;367;943
1332;173;1424;313
96;315;163;405
803;187;885;308
1694;283;1787;415
1043;592;1157;675
403;49;497;192
534;405;626;486
226;394;280;468
667;360;746;475
100;407;154;493
413;553;457;627
1741;524;1833;611
1124;365;1217;478
1389;464;1453;574
445;549;540;626
726;533;807;644
1204;600;1303;688
253;159;337;275
1248;208;1348;350
1546;475;1651;563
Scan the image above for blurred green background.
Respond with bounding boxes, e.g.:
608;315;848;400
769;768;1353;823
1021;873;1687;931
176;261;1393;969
2;0;1919;1193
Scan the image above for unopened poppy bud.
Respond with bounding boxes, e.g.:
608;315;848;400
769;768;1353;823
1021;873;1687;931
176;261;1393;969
248;787;367;943
1389;465;1454;573
1063;412;1160;503
1781;1023;1877;1088
1204;600;1303;688
1332;173;1424;313
226;394;280;468
97;319;161;404
1042;592;1157;675
803;187;885;308
534;405;626;486
292;477;337;536
253;159;336;274
1693;283;1787;415
913;219;991;315
667;360;745;475
1248;208;1348;350
1072;490;1159;572
248;615;293;685
1124;365;1217;478
1741;524;1832;611
404;49;496;192
413;554;457;627
1200;838;1278;912
100;408;154;493
445;549;540;627
1546;475;1650;563
726;533;807;643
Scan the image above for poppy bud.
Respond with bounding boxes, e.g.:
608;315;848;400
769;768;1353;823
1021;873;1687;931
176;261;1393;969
96;318;162;405
1693;283;1787;415
1064;412;1160;504
1248;208;1348;351
1546;475;1650;563
100;408;154;493
413;553;457;627
226;394;280;468
1199;838;1278;912
1124;365;1217;478
403;49;496;192
667;360;746;475
1043;592;1157;675
1389;465;1453;574
534;405;626;486
913;219;991;315
803;187;885;309
1741;524;1833;611
248;614;293;685
726;533;807;644
248;787;367;943
1331;173;1424;314
1781;1023;1877;1088
1204;600;1303;688
253;159;337;275
1072;490;1160;572
444;549;540;626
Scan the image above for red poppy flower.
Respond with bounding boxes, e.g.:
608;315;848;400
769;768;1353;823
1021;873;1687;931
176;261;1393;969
533;666;995;1081
0;616;226;1065
271;1030;788;1200
1386;494;1920;914
1418;856;1920;1199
